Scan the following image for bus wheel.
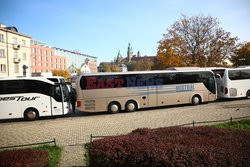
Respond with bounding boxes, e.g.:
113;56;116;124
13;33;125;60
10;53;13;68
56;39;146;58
24;108;39;121
125;101;137;112
192;95;201;105
247;90;250;99
108;102;120;114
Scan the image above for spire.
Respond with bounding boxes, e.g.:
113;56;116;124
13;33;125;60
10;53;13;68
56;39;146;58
137;51;141;57
117;50;121;57
127;42;133;62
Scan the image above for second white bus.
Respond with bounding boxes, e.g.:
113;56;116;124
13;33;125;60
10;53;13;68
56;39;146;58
76;70;217;113
212;67;250;98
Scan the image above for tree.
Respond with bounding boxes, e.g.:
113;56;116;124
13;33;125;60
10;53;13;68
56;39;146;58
133;58;154;71
110;64;121;72
231;42;250;67
52;69;71;80
103;64;111;72
157;15;238;68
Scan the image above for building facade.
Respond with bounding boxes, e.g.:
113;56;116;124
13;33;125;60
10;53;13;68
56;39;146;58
53;47;97;73
30;40;67;74
31;40;98;75
0;24;31;77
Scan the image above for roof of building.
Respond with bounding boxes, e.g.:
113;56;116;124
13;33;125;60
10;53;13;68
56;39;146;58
0;26;31;38
52;47;97;59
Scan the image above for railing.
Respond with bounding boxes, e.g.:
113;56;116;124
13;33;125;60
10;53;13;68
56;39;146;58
90;115;250;143
0;138;56;150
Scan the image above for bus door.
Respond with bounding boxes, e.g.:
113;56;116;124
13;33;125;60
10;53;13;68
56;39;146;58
50;85;64;115
145;74;157;107
147;86;157;107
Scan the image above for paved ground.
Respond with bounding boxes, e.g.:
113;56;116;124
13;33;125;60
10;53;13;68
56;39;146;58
0;98;250;166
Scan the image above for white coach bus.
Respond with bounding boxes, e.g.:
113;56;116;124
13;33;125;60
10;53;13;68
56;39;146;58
212;67;250;98
76;70;217;113
0;77;70;120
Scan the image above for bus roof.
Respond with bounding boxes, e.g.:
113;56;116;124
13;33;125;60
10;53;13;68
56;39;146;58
80;69;214;77
0;77;55;84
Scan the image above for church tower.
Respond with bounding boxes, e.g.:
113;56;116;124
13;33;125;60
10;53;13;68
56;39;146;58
116;50;122;63
127;43;133;62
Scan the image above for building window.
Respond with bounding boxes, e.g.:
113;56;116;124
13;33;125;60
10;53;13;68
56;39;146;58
39;56;42;61
14;64;19;73
0;49;5;58
14;51;18;58
45;56;48;62
0;34;4;42
0;64;6;72
23;53;27;60
45;50;47;55
38;49;41;55
22;39;26;46
13;37;17;44
40;63;42;67
32;48;36;54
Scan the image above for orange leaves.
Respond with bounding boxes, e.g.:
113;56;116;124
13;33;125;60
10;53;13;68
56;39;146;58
52;69;71;80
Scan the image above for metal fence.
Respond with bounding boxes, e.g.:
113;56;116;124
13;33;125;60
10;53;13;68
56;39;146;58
0;138;56;150
90;115;250;143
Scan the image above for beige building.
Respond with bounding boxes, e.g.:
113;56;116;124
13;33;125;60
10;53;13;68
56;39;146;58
0;24;31;77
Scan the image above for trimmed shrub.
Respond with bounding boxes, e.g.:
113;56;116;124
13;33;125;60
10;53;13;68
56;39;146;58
0;148;49;167
89;127;250;167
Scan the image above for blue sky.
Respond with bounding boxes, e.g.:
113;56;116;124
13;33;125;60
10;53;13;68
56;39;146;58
0;0;249;64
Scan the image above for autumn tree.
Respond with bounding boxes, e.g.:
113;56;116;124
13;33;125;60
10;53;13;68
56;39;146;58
133;59;154;71
231;42;250;67
52;69;71;80
110;64;121;72
157;15;238;68
103;64;111;72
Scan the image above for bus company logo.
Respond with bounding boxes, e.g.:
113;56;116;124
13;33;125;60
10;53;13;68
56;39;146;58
0;96;40;101
86;77;164;89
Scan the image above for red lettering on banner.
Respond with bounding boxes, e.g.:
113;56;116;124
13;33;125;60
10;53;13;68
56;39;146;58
115;79;124;88
97;79;106;88
86;77;97;89
106;78;114;88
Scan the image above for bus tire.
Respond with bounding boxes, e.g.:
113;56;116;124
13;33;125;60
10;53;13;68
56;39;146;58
246;90;250;99
24;108;39;121
108;102;121;114
125;100;137;112
192;95;201;105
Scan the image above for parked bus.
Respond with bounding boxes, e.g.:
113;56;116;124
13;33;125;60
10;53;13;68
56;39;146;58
212;67;250;98
0;77;70;120
76;70;217;113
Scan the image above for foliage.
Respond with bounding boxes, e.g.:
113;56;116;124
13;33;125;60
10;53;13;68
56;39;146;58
133;58;154;71
213;119;250;131
102;64;121;72
89;127;250;167
231;42;250;67
84;143;91;167
36;145;62;167
157;14;238;68
0;148;49;167
103;64;111;72
110;64;121;72
52;69;71;80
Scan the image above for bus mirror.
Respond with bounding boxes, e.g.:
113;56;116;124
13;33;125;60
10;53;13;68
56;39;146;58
215;74;221;79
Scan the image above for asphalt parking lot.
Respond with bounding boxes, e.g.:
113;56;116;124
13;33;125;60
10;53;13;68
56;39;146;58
0;99;250;147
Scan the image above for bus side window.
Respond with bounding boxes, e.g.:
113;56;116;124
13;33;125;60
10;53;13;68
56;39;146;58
51;86;63;102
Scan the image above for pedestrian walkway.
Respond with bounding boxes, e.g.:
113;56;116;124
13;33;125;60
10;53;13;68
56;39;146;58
59;145;85;167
